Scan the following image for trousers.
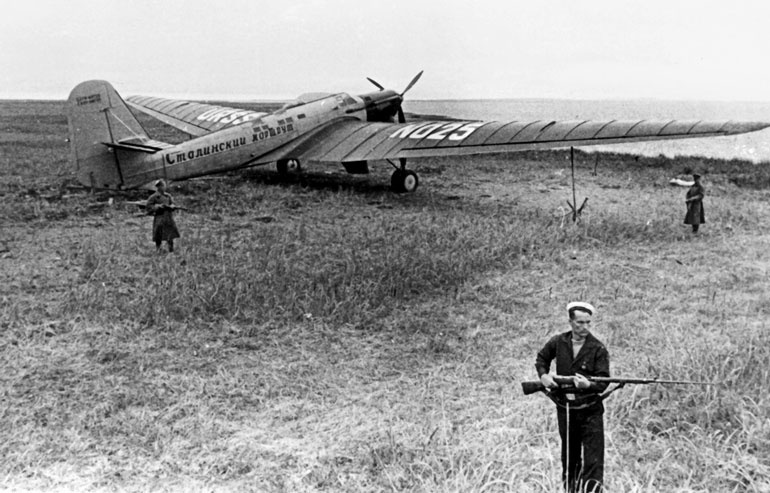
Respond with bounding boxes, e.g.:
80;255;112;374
557;404;604;492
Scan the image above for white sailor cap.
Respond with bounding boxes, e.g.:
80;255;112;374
567;301;595;316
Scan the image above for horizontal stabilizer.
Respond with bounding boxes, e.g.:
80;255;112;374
104;137;174;153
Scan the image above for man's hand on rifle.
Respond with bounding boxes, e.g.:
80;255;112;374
573;374;591;389
540;374;558;389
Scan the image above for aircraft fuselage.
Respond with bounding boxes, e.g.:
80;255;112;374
117;92;377;188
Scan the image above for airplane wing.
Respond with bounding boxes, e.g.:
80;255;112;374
126;96;269;136
271;118;770;164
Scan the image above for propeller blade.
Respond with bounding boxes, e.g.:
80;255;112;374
366;77;385;91
397;106;406;124
401;70;423;96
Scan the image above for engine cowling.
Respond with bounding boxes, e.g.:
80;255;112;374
358;90;401;123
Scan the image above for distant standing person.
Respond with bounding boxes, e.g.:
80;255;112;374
146;179;180;252
684;172;705;233
535;302;610;493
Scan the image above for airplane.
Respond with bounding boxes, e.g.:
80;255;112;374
66;73;770;193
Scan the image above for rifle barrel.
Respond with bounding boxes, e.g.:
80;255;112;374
650;379;714;385
589;377;714;385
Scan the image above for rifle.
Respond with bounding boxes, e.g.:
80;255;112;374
521;375;714;396
126;201;188;212
146;204;188;214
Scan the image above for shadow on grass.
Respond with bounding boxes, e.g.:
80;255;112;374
242;167;394;195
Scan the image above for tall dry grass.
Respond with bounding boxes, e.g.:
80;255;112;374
62;202;702;327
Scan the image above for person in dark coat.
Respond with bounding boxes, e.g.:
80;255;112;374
536;301;610;493
146;179;180;252
684;173;705;233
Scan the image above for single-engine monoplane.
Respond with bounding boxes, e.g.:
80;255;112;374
66;73;770;192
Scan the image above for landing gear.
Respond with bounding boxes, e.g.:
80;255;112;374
390;168;419;193
276;159;301;175
388;158;419;193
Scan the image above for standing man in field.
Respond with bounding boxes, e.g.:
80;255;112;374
684;172;705;233
146;179;180;253
536;301;610;493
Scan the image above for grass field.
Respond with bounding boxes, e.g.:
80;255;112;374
2;100;770;492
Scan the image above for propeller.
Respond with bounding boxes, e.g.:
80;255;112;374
366;70;423;123
400;70;423;97
366;77;384;91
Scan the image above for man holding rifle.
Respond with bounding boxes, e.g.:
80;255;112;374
146;179;182;253
535;301;609;493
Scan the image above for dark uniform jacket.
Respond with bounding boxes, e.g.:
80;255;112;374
535;331;610;410
146;191;180;242
684;183;705;225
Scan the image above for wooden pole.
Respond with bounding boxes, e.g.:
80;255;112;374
571;147;577;222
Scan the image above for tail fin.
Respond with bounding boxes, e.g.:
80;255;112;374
66;80;149;189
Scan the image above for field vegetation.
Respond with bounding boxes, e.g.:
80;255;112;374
1;100;770;492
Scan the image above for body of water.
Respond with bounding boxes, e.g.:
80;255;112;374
404;99;770;163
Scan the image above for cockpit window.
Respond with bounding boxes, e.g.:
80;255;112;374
280;92;337;111
280;101;302;111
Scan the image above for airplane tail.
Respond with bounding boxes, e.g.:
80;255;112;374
66;80;150;189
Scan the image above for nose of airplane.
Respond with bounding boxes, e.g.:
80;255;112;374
361;71;423;123
359;89;402;122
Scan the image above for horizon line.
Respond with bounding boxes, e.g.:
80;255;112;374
3;94;770;105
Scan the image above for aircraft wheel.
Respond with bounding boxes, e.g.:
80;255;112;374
277;159;301;174
391;169;419;193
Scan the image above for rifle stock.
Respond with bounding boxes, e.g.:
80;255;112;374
521;381;546;395
521;378;582;395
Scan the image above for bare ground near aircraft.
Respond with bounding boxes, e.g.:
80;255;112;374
2;101;770;491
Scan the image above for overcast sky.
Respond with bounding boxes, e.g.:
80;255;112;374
3;0;770;101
